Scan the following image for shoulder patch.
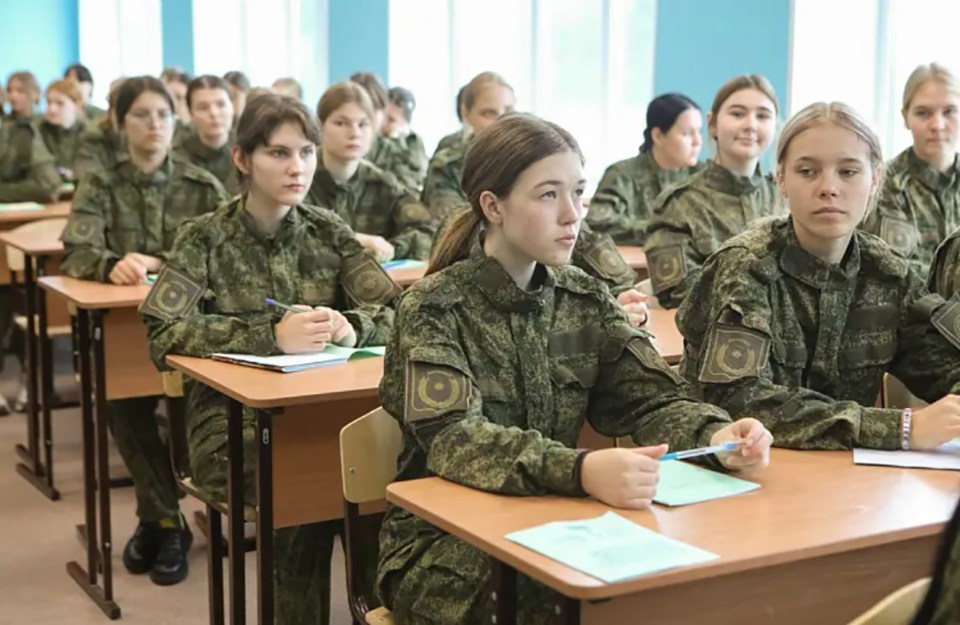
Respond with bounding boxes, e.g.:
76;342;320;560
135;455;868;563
878;215;918;257
647;244;686;294
404;361;472;423
62;213;102;244
582;235;632;280
699;324;771;384
932;296;960;351
139;266;203;321
342;254;403;305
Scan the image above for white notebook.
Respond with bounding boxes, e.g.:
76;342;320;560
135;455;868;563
212;345;386;373
853;439;960;471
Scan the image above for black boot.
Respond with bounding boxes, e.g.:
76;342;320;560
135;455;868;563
150;518;193;586
123;520;160;574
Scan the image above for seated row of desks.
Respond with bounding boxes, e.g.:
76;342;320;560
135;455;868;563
8;208;958;625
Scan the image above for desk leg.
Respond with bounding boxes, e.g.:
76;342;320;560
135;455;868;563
256;410;274;625
227;399;246;625
66;308;120;618
37;256;59;498
493;561;518;625
13;255;59;499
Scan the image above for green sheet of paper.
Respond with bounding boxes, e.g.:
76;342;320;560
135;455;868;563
0;202;43;211
505;511;718;583
655;460;760;506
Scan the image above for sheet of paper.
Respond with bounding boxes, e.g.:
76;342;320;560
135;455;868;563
505;511;718;584
854;440;960;470
0;202;43;212
212;345;386;372
654;460;760;506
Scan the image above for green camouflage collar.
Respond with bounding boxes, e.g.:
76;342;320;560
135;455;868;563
312;163;363;196
702;159;764;195
118;156;172;187
468;234;554;313
236;194;305;245
779;219;860;288
905;148;960;192
182;131;230;163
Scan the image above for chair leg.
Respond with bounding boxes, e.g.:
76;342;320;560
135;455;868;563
207;507;225;625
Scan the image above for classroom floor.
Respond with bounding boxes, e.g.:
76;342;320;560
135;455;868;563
0;349;353;625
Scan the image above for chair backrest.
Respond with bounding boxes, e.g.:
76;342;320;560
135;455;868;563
339;407;402;504
847;578;930;625
5;217;68;273
882;373;928;410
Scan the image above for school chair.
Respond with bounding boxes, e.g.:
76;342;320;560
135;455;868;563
339;407;402;625
847;577;930;625
882;373;927;410
162;370;256;625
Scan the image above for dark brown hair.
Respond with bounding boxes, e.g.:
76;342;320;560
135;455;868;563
316;82;374;123
428;113;584;274
160;67;191;87
349;72;387;110
223;70;251;92
234;94;321;184
186;74;231;110
115;76;175;128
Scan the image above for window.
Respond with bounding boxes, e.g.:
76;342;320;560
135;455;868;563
78;0;163;109
388;0;658;187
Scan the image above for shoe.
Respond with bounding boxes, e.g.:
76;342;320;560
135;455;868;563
123;520;160;574
150;517;193;586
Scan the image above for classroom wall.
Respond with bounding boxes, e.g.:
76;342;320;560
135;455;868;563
653;0;792;121
328;0;390;84
0;0;79;94
162;0;195;74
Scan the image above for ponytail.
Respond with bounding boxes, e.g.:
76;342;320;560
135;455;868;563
427;208;481;275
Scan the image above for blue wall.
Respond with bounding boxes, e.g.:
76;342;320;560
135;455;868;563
0;0;79;96
162;0;195;74
654;0;791;121
328;0;390;84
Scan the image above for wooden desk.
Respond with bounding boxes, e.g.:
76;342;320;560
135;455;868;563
39;276;160;620
0;202;71;284
645;308;681;365
617;245;646;271
388;450;960;624
387;264;425;287
166;355;384;625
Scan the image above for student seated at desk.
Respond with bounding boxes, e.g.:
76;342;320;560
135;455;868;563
433;84;468;157
645;74;782;309
382;86;429;191
0;75;60;203
377;113;773;625
60;76;228;586
37;78;86;184
64;63;106;121
306;81;435;262
172;75;239;196
3;71;40;124
74;78;127;183
160;67;192;145
142;93;401;624
222;70;251;119
586;93;705;246
678;101;960;452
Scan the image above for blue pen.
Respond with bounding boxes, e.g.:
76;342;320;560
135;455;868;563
660;441;740;462
265;298;304;314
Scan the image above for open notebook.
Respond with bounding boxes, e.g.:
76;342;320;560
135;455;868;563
212;345;386;373
0;202;44;211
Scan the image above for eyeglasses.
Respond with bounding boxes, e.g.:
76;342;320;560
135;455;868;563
127;109;174;126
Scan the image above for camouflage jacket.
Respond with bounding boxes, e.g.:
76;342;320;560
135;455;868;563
586;150;704;246
862;147;960;277
367;135;424;195
677;217;960;450
0;116;61;202
37;119;85;180
172;131;240;197
73;117;127;184
645;160;780;308
60;157;228;282
306;160;437;260
433;128;468;157
378;239;731;588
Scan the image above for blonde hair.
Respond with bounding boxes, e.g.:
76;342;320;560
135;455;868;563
776;101;884;218
7;71;40;104
316;82;374;124
708;74;779;140
902;62;960;117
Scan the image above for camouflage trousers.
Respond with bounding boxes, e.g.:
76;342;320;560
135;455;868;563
108;396;181;521
380;533;568;625
188;382;377;625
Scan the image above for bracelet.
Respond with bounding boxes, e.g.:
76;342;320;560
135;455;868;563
900;407;913;451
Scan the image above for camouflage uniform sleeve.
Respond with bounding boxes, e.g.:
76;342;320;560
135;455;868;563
929;232;960;299
586;294;731;450
678;248;902;450
141;219;279;370
334;219;400;346
383;179;437;260
888;270;960;401
380;293;584;497
570;222;636;296
644;191;705;309
72;127;104;184
861;180;926;274
421;151;467;220
0;130;60;203
585;163;644;245
59;173;117;281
